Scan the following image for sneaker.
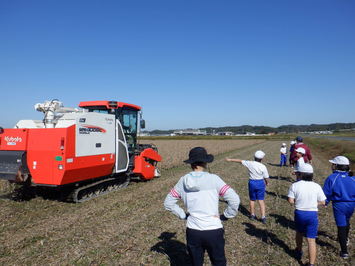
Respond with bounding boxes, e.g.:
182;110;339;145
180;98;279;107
261;217;267;224
340;252;349;259
249;214;256;221
294;249;303;261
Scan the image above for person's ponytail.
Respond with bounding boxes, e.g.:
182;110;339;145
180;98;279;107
339;164;353;176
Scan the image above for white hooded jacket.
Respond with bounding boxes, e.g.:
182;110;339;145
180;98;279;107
164;171;240;230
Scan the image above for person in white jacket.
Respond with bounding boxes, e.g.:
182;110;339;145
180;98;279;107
164;147;240;266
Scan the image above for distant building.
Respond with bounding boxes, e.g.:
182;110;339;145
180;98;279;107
138;132;151;136
217;131;234;136
310;131;333;134
245;132;256;136
173;129;207;136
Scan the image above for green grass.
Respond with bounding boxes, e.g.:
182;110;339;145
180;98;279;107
328;130;355;137
305;137;355;169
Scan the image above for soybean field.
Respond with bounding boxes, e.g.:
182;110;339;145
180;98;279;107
0;140;353;265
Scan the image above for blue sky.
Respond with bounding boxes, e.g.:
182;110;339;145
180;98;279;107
1;0;354;130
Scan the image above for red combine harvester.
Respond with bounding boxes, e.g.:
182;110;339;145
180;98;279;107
0;100;162;202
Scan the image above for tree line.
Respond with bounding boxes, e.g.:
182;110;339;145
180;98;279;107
147;123;355;135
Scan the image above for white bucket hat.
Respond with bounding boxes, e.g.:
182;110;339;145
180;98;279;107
295;147;306;154
254;150;265;159
297;163;313;173
329;156;350;165
282;143;286;146
290;140;296;145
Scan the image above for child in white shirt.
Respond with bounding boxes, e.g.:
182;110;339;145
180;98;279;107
288;163;326;266
280;143;287;167
226;150;269;224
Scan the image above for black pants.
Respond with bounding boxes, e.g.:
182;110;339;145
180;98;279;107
186;228;226;266
338;225;350;254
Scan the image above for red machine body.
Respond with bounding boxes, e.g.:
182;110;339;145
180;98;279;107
0;100;161;201
133;148;162;180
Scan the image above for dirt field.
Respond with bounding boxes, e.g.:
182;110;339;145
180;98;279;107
0;140;353;265
139;139;264;169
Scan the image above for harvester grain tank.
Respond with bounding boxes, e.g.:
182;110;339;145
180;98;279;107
0;100;162;202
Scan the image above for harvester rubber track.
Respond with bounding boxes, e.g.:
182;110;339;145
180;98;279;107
69;175;130;203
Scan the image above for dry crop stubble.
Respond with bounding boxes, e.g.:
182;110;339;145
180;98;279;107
139;139;264;169
213;141;354;266
0;140;353;265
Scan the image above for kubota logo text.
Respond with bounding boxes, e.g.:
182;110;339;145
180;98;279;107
79;125;106;134
5;136;22;145
5;136;22;142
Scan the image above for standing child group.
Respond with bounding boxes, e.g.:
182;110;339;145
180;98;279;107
163;143;354;266
290;136;312;166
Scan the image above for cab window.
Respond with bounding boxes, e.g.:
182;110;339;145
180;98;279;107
92;110;109;114
122;110;137;135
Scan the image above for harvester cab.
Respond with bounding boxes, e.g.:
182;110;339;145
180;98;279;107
79;101;140;154
0;100;162;202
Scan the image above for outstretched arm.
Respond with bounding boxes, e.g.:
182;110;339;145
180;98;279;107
226;158;243;163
